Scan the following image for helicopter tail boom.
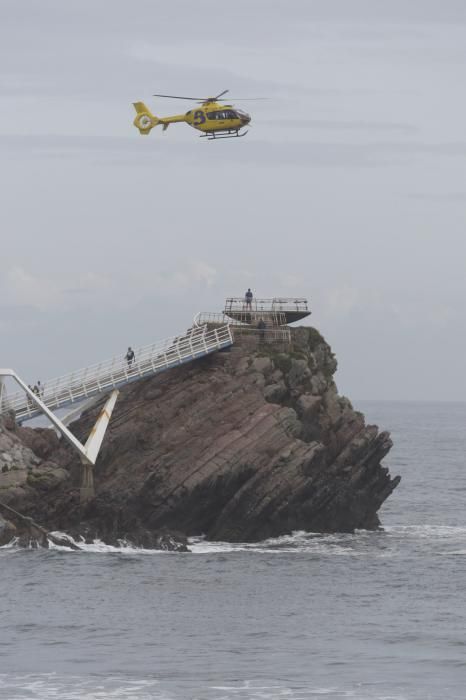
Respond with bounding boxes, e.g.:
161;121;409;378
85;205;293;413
133;102;160;135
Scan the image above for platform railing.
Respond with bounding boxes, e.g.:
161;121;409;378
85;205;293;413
195;311;288;327
224;297;308;314
193;312;291;344
2;323;233;421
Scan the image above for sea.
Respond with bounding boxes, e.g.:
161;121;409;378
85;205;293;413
1;401;466;700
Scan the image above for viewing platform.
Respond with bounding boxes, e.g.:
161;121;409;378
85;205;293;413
224;297;310;325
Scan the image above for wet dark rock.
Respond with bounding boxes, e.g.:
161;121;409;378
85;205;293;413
0;514;16;546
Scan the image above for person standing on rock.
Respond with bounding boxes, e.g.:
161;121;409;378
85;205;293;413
245;288;253;310
125;347;135;370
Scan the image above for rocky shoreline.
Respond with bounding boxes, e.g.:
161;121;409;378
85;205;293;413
0;326;400;550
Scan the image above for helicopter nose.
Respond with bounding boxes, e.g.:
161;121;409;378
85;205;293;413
241;113;251;125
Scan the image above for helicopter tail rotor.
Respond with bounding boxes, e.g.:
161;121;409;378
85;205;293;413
133;102;160;135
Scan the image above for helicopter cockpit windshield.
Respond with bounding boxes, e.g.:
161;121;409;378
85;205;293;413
235;109;251;123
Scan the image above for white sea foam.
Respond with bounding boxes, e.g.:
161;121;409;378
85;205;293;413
188;530;367;555
4;522;466;558
204;681;408;699
0;533;171;556
47;532;172;555
0;674;411;700
0;674;165;700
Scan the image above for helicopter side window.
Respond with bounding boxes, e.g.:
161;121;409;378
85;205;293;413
207;111;224;120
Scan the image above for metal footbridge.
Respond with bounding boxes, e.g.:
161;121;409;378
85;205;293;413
0;320;233;502
1;323;233;423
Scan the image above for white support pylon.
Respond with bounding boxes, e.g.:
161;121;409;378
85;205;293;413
79;390;119;503
83;390;118;465
0;369;119;502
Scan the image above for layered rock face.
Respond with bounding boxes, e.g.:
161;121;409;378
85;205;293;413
0;326;400;545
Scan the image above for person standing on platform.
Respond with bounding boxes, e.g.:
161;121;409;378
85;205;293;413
125;347;135;369
245;288;253;310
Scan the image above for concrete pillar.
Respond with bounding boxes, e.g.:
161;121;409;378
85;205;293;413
80;462;95;503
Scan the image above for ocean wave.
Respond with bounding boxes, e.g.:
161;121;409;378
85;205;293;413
0;533;172;556
3;523;466;558
188;530;372;555
0;675;413;700
0;674;164;700
47;533;167;555
384;524;466;539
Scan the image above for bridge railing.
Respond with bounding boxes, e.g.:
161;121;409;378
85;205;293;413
193;312;236;327
2;323;233;420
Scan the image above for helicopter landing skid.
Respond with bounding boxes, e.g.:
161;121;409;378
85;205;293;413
201;129;248;141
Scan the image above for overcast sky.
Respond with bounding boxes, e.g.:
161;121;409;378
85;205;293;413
1;0;466;401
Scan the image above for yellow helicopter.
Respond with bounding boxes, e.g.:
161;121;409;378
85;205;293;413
132;90;252;140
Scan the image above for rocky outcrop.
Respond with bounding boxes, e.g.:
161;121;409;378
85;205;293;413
0;326;400;546
0;412;69;539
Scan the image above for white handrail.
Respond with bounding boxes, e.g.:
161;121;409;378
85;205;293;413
224;297;309;313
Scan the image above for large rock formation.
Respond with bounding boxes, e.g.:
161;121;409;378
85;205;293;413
0;326;400;546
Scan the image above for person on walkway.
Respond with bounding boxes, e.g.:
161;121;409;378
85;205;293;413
125;347;135;369
37;380;44;397
33;384;40;396
245;288;253;310
257;318;266;342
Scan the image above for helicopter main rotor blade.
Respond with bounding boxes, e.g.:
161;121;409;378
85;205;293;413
213;89;229;100
152;93;206;101
216;98;269;101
